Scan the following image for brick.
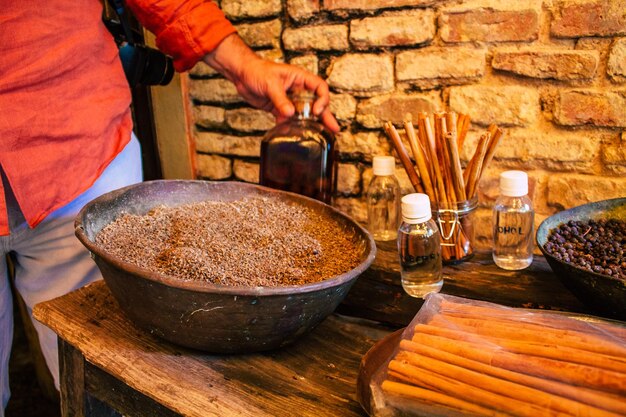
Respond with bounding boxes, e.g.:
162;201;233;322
547;174;626;210
492;50;598;80
333;197;367;224
233;160;260;183
189;79;242;104
350;10;435;48
440;0;541;43
337;163;361;195
236;20;281;49
329;93;357;122
551;0;626;38
492;129;599;172
449;86;539;126
195;132;261;157
283;25;349;51
327;54;394;96
225;108;275;133
396;48;485;88
193;105;225;129
608;38;626;82
555;90;626;127
602;136;626;175
356;92;442;129
221;0;282;19
336;131;392;161
189;61;217;77
324;0;437;11
287;0;320;22
289;55;319;75
196;154;232;180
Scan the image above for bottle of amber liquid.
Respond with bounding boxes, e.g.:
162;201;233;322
259;91;337;204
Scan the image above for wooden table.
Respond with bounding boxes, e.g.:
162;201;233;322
33;247;595;417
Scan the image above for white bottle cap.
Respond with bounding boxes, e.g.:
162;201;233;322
499;170;528;197
372;156;396;176
401;193;432;223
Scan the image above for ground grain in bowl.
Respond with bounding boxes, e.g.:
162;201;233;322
95;196;363;287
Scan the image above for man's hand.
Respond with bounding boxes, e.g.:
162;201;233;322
203;34;339;133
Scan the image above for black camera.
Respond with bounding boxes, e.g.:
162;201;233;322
103;0;174;87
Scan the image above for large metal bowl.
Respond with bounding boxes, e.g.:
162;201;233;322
75;180;376;353
536;198;626;320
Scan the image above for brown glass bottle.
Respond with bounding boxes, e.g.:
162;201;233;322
259;91;337;204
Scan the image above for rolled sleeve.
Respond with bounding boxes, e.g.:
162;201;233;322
126;0;237;72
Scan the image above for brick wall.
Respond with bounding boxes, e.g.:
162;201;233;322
187;0;626;249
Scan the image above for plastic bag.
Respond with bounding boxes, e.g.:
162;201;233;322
368;293;626;417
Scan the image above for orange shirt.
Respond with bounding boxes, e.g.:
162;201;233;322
0;0;235;235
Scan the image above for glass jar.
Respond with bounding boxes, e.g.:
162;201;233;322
259;91;337;204
432;197;478;264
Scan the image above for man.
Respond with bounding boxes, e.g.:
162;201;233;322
0;0;338;413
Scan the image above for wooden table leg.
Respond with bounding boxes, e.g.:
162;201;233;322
86;394;123;417
59;338;123;417
59;338;86;417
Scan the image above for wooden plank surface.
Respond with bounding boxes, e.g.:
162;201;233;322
34;281;391;417
338;242;589;326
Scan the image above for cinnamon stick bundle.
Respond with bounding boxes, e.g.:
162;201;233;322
380;297;626;416
384;111;503;263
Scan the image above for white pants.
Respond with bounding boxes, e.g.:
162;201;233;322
0;135;143;414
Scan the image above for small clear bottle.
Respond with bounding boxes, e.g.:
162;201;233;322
259;90;336;204
367;156;401;241
397;193;443;298
493;170;535;270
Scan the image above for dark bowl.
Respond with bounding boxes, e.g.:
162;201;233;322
536;198;626;320
75;180;376;353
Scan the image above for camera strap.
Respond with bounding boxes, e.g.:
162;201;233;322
104;0;137;45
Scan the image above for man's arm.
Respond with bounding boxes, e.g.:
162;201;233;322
203;34;339;132
124;0;338;132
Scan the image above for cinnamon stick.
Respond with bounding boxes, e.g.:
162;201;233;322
434;114;454;204
429;314;626;359
476;125;503;187
404;121;436;201
381;379;507;417
456;113;471;151
464;132;490;198
384;122;424;194
445;132;467;201
420;115;447;205
439;299;626;340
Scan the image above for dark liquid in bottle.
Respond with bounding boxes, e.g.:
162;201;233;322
260;123;336;204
